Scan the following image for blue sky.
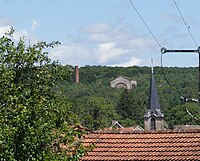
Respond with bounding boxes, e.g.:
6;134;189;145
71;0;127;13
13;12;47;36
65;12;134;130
1;0;200;67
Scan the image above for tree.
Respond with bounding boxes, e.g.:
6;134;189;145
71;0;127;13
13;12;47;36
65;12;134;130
0;28;85;160
167;103;200;128
117;89;133;120
75;96;119;130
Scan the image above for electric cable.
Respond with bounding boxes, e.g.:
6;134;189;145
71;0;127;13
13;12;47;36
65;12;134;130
173;0;198;47
161;53;198;103
160;53;185;99
161;52;200;122
128;0;162;48
185;106;200;121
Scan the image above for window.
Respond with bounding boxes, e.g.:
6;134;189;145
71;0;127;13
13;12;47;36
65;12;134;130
151;118;156;130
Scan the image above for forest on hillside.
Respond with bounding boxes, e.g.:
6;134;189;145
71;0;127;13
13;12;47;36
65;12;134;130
60;65;200;130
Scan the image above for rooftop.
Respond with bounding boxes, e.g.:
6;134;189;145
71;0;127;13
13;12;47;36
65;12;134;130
81;129;200;161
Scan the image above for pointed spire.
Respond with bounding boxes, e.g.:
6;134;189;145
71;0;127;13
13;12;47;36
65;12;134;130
144;59;164;131
148;59;161;112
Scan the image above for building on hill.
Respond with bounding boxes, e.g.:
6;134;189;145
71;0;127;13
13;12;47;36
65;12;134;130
144;66;164;131
110;76;137;90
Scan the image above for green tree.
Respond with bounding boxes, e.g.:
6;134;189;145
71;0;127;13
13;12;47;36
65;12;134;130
117;89;133;120
76;96;119;130
167;103;200;128
0;28;85;160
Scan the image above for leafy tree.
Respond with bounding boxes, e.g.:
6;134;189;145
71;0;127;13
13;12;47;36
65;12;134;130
75;96;119;130
117;89;133;119
167;103;200;128
0;28;85;160
116;87;147;127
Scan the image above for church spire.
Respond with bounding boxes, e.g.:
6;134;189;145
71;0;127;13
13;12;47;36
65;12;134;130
144;59;164;131
148;59;160;111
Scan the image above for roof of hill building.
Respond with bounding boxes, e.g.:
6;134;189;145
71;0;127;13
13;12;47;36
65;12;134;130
81;129;200;161
110;76;137;89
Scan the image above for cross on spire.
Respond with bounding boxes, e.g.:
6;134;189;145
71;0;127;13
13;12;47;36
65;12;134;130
151;58;154;74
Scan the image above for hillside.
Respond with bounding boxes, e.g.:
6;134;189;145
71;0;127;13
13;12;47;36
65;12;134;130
60;65;200;130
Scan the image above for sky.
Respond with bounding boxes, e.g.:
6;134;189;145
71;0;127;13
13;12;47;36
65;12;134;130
1;0;200;67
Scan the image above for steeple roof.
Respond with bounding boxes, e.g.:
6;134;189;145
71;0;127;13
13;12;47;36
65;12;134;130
144;66;163;118
148;67;160;110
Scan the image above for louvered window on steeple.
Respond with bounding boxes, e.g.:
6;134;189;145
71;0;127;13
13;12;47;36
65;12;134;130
151;118;156;130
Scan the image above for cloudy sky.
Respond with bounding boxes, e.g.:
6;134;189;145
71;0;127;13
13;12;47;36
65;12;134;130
1;0;200;67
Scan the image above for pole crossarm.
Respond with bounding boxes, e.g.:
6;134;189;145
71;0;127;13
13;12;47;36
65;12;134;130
161;47;200;54
160;46;200;104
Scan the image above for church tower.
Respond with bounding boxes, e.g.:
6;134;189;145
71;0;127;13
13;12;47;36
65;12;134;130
144;63;164;131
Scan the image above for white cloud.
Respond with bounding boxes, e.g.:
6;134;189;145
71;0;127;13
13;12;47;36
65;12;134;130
50;43;92;66
111;57;143;67
89;33;111;43
0;25;29;43
50;22;158;67
49;42;130;66
85;24;155;51
83;23;112;34
94;42;128;64
13;29;29;41
31;19;39;31
120;37;155;50
0;26;10;36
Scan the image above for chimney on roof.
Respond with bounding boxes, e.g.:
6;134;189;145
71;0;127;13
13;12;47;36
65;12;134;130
74;65;79;83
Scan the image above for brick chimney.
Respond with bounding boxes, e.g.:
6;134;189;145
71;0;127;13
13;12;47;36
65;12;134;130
74;65;79;83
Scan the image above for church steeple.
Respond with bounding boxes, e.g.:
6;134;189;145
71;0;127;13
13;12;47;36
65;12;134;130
148;60;161;111
144;59;164;131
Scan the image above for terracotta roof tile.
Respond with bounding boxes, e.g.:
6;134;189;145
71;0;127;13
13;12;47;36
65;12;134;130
81;130;200;161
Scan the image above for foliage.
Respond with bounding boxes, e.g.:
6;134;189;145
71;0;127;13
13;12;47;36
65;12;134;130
63;65;200;129
167;103;200;128
0;29;85;160
78;96;119;130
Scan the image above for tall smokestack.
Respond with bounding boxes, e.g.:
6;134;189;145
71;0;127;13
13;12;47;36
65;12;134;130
74;65;79;83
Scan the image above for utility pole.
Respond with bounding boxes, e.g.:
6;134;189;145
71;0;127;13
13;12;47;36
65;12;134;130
161;47;200;104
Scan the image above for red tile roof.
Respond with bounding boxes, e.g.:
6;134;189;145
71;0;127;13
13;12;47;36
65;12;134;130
81;130;200;161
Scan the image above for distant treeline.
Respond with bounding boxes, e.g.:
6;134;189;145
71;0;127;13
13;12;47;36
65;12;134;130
60;65;200;130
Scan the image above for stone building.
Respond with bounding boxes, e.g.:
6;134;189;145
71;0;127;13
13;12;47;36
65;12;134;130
110;76;137;90
144;67;164;131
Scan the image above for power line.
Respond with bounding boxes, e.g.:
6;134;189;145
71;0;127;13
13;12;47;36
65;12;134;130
173;0;198;47
160;53;184;98
161;52;199;103
128;0;162;48
161;52;200;121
